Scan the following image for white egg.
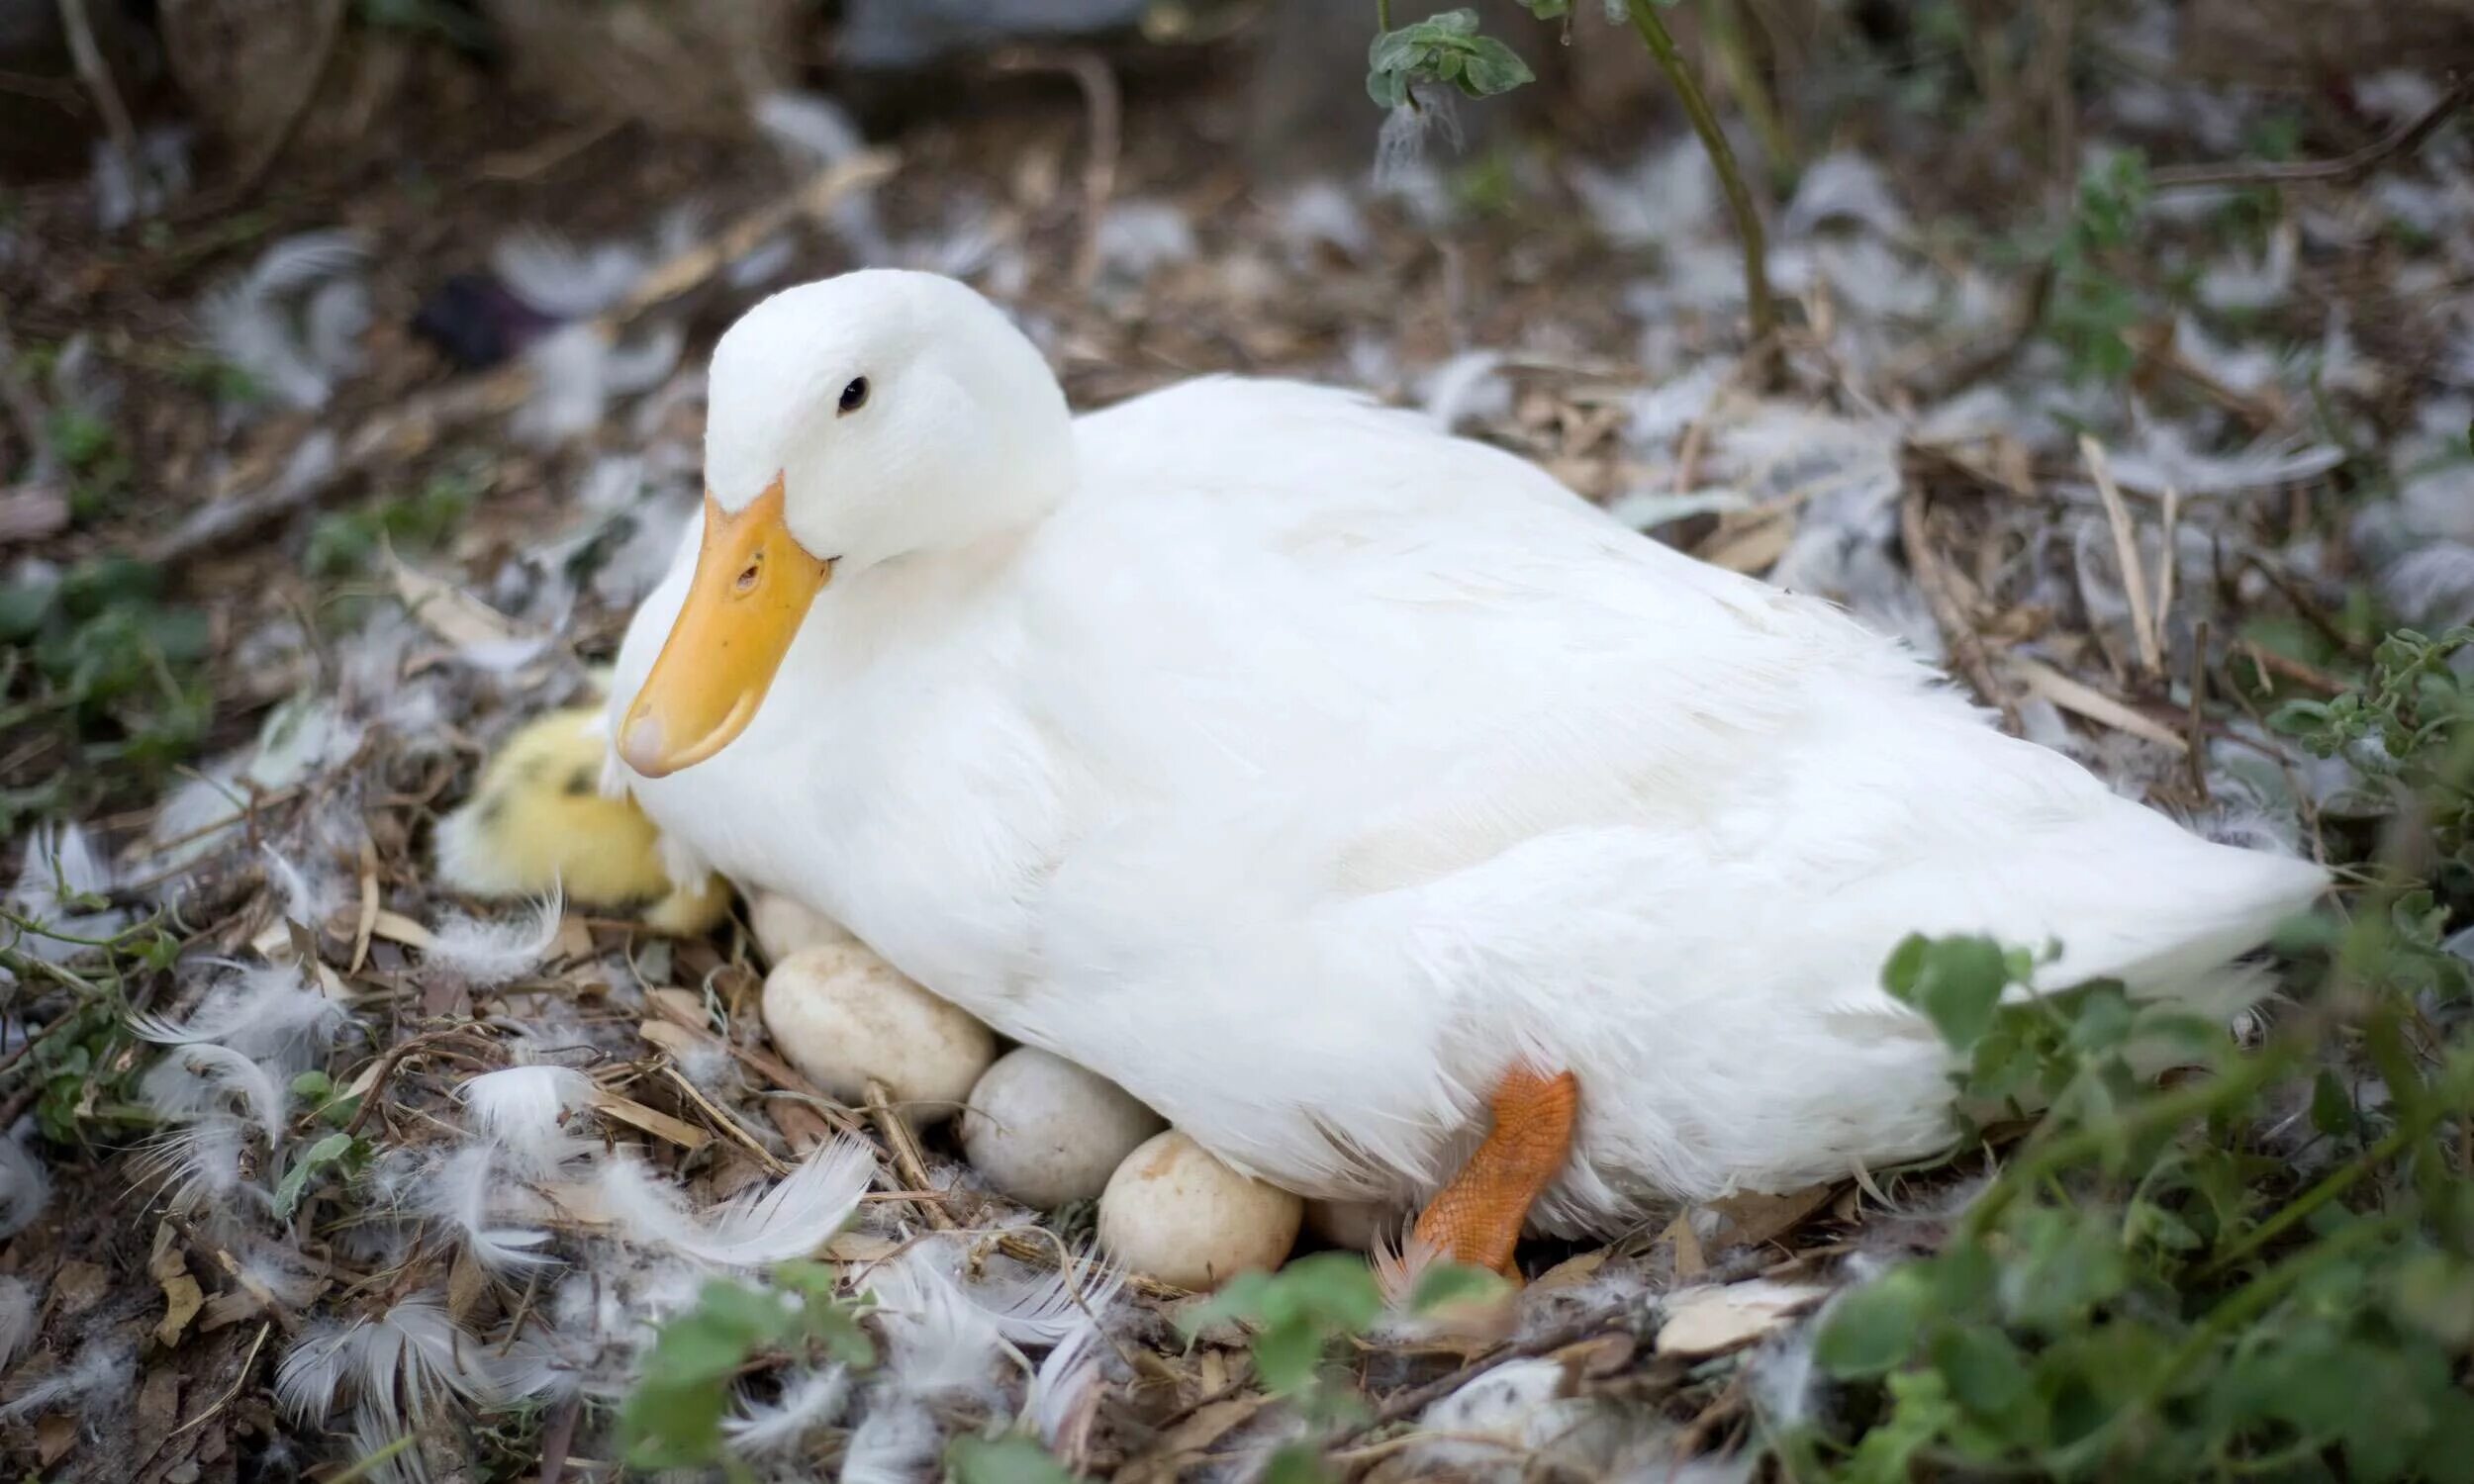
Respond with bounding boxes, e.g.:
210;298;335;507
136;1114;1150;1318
748;890;848;965
960;1048;1165;1209
1097;1131;1301;1290
761;940;995;1124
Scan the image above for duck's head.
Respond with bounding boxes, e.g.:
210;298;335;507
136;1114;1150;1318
618;271;1073;778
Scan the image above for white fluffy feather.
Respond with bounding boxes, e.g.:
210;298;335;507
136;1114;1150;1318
131;1116;256;1216
596;1137;873;1266
7;822;126;969
128;960;345;1073
724;1365;851;1456
457;1065;597;1172
423;1144;555;1273
838;1390;940;1484
1028;1317;1106;1457
141;1042;288;1147
864;1247;1003;1399
2381;543;2474;625
0;1124;46;1239
0;1276;34;1369
274;1294;498;1433
492;229;645;321
966;1249;1124;1347
0;1339;132;1421
195;232;364;411
422;889;565;988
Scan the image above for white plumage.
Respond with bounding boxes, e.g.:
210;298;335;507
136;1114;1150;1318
610;271;2327;1236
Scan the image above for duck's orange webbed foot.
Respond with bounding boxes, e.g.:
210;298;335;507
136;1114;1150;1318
1409;1065;1579;1279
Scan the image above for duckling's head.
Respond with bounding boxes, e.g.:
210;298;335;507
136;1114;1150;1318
619;271;1072;778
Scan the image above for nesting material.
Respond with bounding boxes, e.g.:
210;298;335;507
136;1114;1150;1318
761;942;995;1123
959;1049;1165;1210
747;890;848;965
1655;1279;1832;1357
1097;1132;1300;1291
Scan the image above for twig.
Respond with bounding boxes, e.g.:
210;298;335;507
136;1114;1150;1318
1623;0;1778;374
1899;484;2023;734
2012;656;2188;754
2153;484;2181;669
2242;555;2362;660
864;1078;956;1231
640;986;868;1138
990;49;1120;289
2082;436;2162;680
536;1396;582;1484
55;0;138;183
223;2;344;201
1666;1370;1750;1462
2239;641;2348;696
342;1028;493;1137
145;150;899;567
1906;257;2055;402
989;1226;1186;1303
165;1322;272;1438
2187;619;2211;801
0;323;56;484
663;1064;790;1176
2152;74;2474;192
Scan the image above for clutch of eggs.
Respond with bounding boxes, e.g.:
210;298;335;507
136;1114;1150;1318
754;892;1300;1288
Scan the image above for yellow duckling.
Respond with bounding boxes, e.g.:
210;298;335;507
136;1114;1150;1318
433;704;729;936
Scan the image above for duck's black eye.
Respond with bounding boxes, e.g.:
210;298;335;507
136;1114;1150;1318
838;376;870;415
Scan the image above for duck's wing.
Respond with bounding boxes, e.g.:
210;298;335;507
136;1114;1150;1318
1046;377;2323;998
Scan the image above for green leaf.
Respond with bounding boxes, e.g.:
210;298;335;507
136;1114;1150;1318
274;1132;356;1219
2390;1252;2474;1346
949;1433;1085;1484
1884;936;2011;1050
1253;1315;1325;1394
1409;1261;1508;1315
1261;1443;1336;1484
1932;1324;2031;1418
618;1277;807;1468
2310;1068;2357;1138
2064;984;2134;1053
1815;1267;1932;1378
2266;698;2332;734
1519;0;1570;15
290;1070;334;1102
1881;934;1931;1000
0;578;55;641
1456;36;1535;97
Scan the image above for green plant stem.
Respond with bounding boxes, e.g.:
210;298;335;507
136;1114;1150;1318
1622;0;1778;362
0;947;101;996
1377;0;1392;31
1959;1045;2299;1243
1696;0;1793;179
2202;1053;2474;1279
2058;1214;2403;1474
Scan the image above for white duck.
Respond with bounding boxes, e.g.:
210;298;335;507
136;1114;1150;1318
607;269;2326;1270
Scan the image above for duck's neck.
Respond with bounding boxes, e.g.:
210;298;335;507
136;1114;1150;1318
810;511;1051;661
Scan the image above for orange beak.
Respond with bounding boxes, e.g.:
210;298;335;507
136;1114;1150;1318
618;478;832;778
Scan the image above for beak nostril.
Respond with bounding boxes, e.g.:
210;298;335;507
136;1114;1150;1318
734;563;762;593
